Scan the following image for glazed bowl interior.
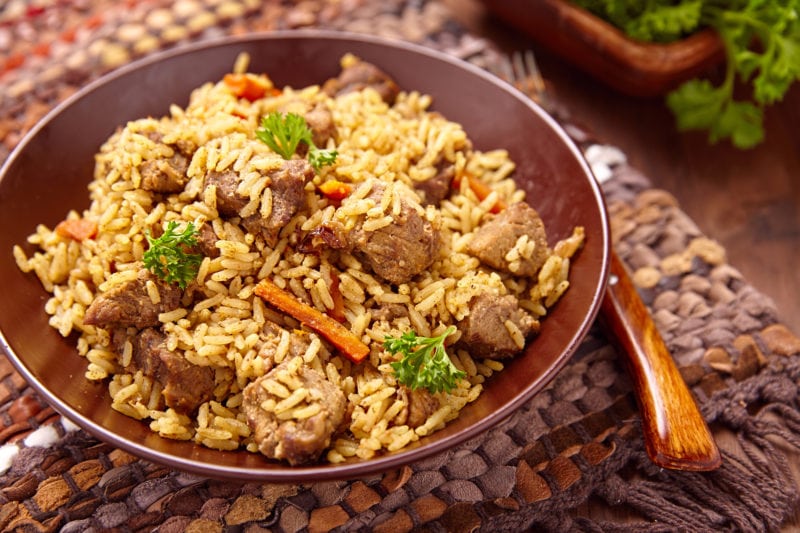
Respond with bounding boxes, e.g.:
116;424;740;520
0;31;609;481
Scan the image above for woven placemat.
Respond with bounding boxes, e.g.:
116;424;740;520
2;1;800;531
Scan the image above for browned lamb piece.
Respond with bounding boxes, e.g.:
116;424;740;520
256;320;312;370
193;222;221;259
205;159;314;247
467;202;550;277
139;152;189;193
138;132;195;193
83;269;182;329
371;303;409;323
395;387;440;428
204;169;249;217
457;292;539;359
116;327;216;415
349;183;440;285
413;158;455;207
303;101;337;147
323;57;400;104
241;159;314;246
242;360;346;465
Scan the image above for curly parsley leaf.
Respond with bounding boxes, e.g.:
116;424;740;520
384;326;466;394
256;112;307;159
143;221;203;289
627;1;703;42
666;76;765;148
713;98;764;148
574;0;704;42
308;145;338;170
256;111;338;171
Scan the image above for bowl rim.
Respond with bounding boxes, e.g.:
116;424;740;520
0;29;610;481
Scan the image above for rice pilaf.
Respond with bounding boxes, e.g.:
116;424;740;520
13;53;584;465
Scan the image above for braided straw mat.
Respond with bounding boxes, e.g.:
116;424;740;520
2;1;800;531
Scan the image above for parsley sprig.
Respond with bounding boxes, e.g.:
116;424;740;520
572;0;800;148
143;221;203;289
256;111;338;171
384;326;466;394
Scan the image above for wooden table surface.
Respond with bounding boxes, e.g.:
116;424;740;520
443;0;800;527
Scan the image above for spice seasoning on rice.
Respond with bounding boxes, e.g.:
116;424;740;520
13;52;584;465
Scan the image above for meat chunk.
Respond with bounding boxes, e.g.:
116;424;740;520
395;387;440;428
372;303;409;323
138;132;195;194
205;169;248;217
241;159;314;246
142;131;195;156
414;160;454;206
205;161;313;247
139;152;189;193
173;138;197;157
242;360;346;465
303;102;337;148
457;292;539;359
194;222;220;259
257;320;312;369
323;57;400;104
467;202;550;277
119;328;216;414
349;184;440;285
84;269;182;329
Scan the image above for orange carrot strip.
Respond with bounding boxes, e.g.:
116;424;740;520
55;218;98;241
318;180;352;201
222;73;273;102
254;278;369;363
453;171;506;214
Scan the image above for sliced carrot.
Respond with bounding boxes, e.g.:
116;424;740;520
453;170;506;214
55;218;98;241
254;278;369;364
222;73;275;102
318;180;352;201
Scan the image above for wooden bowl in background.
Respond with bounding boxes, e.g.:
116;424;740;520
483;0;725;97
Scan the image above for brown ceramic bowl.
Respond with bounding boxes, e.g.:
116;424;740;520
0;31;609;481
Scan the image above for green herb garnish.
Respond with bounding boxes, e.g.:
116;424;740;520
143;221;203;289
307;144;339;170
572;0;800;149
256;111;338;171
384;326;466;394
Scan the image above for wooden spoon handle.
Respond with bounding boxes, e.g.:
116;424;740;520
601;251;722;471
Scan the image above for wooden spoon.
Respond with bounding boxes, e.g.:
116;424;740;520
601;251;722;471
